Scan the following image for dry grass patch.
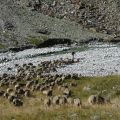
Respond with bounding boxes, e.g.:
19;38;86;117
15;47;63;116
0;75;120;119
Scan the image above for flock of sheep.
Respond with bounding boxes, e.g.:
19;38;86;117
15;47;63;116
0;58;110;107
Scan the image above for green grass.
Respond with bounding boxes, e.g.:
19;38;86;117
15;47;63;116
1;75;120;120
0;44;5;49
26;35;48;46
65;75;120;99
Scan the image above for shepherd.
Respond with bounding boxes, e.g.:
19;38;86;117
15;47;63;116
72;51;75;63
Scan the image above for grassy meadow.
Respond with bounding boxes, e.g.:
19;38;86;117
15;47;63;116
0;75;120;120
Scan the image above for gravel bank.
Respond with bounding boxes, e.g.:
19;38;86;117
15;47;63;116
0;43;120;76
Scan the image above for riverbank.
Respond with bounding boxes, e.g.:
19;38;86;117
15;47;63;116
0;42;119;76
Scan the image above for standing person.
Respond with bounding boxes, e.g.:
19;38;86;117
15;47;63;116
72;51;75;63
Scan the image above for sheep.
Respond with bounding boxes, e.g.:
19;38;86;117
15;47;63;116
42;89;52;97
52;96;60;105
59;96;67;105
0;91;5;96
24;90;31;97
35;84;41;90
44;98;51;107
67;97;73;104
2;73;8;78
83;85;91;92
13;98;23;106
11;81;17;85
72;73;79;80
14;84;21;91
74;98;82;107
70;82;77;87
17;88;25;95
28;63;33;66
8;95;17;102
88;95;97;105
88;94;107;105
63;88;71;97
26;81;34;88
7;88;13;93
3;92;9;98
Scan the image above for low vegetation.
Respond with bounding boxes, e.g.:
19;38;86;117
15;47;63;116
1;75;120;120
0;44;5;49
26;35;48;46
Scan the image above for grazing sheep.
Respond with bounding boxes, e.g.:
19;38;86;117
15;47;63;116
26;81;34;88
8;95;16;102
28;63;33;66
10;92;18;97
42;89;52;97
62;83;68;88
44;98;51;106
72;73;79;80
97;95;105;104
11;81;17;85
7;88;13;93
2;73;8;78
105;97;111;104
0;91;5;96
88;95;97;105
13;98;23;106
0;82;4;87
57;85;61;90
24;90;31;97
70;82;77;87
67;97;73;104
40;86;45;91
63;88;71;97
59;96;67;105
74;98;82;107
31;85;36;92
17;89;25;95
3;92;9;98
83;85;91;92
52;96;60;105
88;94;106;105
65;74;72;79
15;84;21;91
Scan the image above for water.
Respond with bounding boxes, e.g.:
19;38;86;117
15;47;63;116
0;42;119;76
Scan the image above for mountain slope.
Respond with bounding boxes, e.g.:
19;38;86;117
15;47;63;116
0;0;108;51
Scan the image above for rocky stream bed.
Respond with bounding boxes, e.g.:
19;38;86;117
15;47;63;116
0;42;120;76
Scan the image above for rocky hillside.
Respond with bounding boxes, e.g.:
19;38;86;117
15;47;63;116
30;0;120;35
0;0;120;51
